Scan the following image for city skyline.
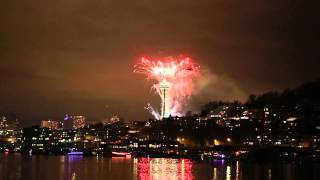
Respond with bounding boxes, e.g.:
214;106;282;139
1;1;320;179
0;0;319;126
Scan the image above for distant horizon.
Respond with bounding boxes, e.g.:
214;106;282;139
2;77;319;128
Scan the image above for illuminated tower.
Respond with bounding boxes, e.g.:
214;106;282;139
160;80;170;118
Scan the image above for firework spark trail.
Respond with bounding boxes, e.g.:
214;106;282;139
134;56;200;119
145;103;161;120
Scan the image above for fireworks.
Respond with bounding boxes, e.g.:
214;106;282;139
134;56;200;119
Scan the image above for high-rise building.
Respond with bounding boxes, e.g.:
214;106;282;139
102;115;120;125
0;115;20;131
72;116;86;129
21;126;52;153
40;120;63;130
0;116;8;130
63;114;73;130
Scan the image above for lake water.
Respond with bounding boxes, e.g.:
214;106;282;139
1;153;320;180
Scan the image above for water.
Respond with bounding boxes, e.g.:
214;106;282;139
1;153;320;180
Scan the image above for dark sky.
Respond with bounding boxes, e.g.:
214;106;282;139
0;0;319;126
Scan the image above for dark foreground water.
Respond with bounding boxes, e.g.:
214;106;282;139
1;153;320;180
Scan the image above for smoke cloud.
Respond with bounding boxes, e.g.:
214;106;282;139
188;67;247;114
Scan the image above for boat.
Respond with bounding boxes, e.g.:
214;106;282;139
112;151;131;158
67;151;84;156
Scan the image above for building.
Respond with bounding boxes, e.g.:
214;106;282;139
0;115;20;131
21;126;52;153
63;114;73;130
41;120;63;130
102;115;120;125
73;116;86;129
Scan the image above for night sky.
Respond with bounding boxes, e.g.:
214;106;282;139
0;0;319;126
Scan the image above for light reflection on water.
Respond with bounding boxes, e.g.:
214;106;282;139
226;166;231;180
1;154;320;180
135;158;193;180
